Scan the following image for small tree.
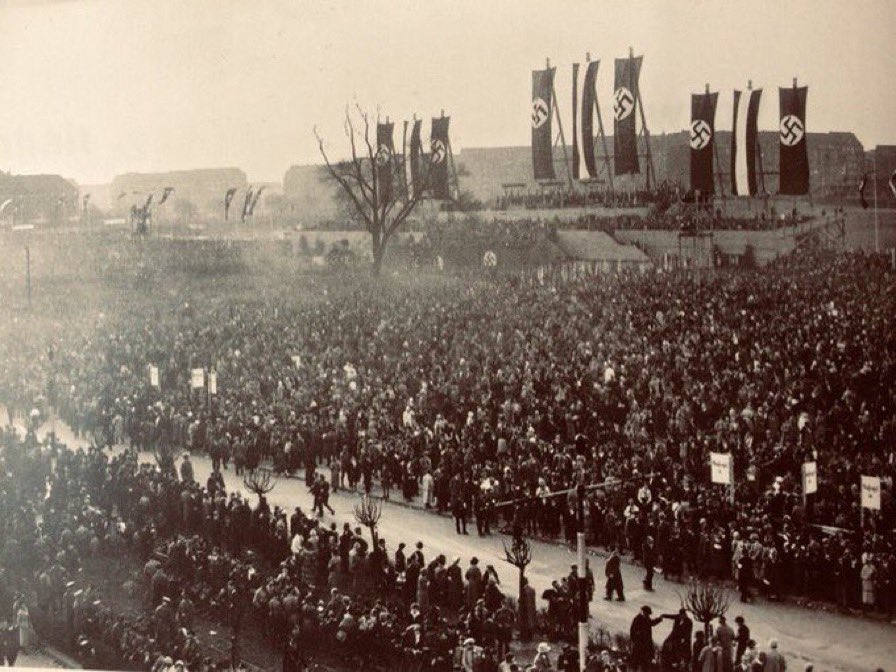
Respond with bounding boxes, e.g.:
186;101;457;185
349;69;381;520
681;579;730;636
243;467;276;501
354;494;382;547
502;531;533;641
314;106;432;276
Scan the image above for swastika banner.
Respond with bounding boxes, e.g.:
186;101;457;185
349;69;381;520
613;55;642;176
376;121;395;204
779;85;809;195
690;91;718;195
532;67;555;180
430;116;451;200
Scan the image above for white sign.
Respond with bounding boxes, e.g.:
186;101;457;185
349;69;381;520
208;371;217;395
861;475;881;510
149;365;159;388
291;355;302;369
710;452;733;485
483;250;497;267
802;461;818;495
190;368;205;389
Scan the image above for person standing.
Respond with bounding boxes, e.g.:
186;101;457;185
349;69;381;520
698;636;723;672
605;546;625;601
453;490;469;535
643;536;657;592
630;605;663;671
180;453;194;484
716;616;734;672
762;639;786;672
465;558;483;609
734;616;750;667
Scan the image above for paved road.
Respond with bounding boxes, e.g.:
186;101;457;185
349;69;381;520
9;410;896;671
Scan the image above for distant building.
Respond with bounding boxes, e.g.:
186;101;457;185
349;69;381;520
109;167;248;217
0;173;79;224
283;164;341;223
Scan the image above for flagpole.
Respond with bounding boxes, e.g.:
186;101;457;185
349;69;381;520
873;152;880;253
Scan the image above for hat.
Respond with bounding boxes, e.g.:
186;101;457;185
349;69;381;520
463;637;476;646
537;642;551;654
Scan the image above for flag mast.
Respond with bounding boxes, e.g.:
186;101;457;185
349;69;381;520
587;51;615;194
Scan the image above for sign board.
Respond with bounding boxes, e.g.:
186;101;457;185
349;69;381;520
149;365;159;388
190;368;205;389
801;461;818;495
208;371;217;396
291;355;302;369
710;452;733;485
861;475;881;510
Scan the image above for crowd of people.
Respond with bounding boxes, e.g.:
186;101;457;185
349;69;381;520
493;184;677;212
1;230;895;668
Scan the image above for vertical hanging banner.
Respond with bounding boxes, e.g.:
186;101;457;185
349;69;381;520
430;116;451;200
190;368;205;389
581;60;599;179
710;452;733;485
861;476;881;510
613;55;642;175
731;88;762;195
689;91;718;195
572;63;580;180
779;85;809;195
404;119;422;200
801;461;818;495
149;365;160;388
376;121;395;204
531;67;556;180
208;370;218;396
223;188;237;221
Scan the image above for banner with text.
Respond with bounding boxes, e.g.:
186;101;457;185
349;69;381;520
710;452;733;485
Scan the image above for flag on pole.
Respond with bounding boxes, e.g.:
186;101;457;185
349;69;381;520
376;122;396;204
731;88;762;196
859;174;869;209
613;54;642;176
779;84;809;195
531;67;556;180
690;90;718;195
224;187;238;220
248;186;265;216
430;116;451;200
580;60;600;179
159;187;175;204
572;62;580;180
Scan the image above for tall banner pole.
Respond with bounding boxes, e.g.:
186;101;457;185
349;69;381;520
589;52;615;194
631;48;656;192
873;153;880;253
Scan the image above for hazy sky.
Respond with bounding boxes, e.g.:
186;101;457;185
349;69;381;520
1;0;893;184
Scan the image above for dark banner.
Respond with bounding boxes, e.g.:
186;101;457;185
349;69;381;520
572;63;580;180
430;116;451;199
779;86;809;195
613;55;642;175
689;91;718;195
404;119;422;200
532;67;555;180
732;89;763;195
581;60;599;179
376;122;395;203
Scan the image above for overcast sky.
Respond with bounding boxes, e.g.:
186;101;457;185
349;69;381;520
1;0;893;185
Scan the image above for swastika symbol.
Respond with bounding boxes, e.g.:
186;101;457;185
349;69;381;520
689;119;712;150
431;139;447;164
482;250;497;267
375;144;392;166
531;98;549;128
613;87;634;121
779;114;804;147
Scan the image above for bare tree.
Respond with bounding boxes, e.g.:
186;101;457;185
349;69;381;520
314;106;432;276
502;531;533;641
681;579;731;636
354;494;382;547
243;467;276;501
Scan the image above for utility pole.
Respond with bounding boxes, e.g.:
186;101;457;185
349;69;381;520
873;152;880;253
25;245;32;310
576;483;588;671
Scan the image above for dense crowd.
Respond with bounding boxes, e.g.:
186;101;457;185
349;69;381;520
494;184;678;212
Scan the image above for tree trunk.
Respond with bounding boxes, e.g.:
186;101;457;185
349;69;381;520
518;568;531;642
371;229;384;277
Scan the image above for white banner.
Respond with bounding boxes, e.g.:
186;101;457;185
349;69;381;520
291;355;302;369
190;368;205;389
861;476;881;510
710;452;733;485
802;461;818;495
208;371;217;395
149;365;159;388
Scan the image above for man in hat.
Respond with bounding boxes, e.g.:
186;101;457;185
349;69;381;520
734;616;750;667
630;605;663;671
180;454;194;484
643;535;657;591
532;642;553;671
